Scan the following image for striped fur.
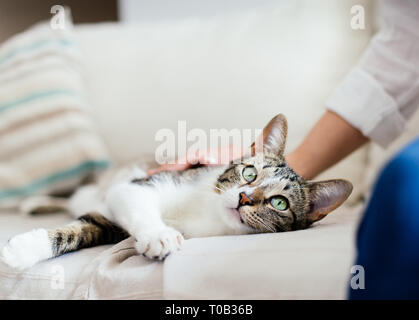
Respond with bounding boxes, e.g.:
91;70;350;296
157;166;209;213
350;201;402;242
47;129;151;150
48;212;129;258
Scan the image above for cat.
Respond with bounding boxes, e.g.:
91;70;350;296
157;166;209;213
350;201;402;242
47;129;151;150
0;114;352;270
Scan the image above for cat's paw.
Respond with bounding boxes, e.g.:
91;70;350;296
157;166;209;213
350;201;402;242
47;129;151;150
135;227;184;260
0;229;52;270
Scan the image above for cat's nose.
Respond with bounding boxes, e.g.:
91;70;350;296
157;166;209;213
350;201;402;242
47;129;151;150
239;192;254;206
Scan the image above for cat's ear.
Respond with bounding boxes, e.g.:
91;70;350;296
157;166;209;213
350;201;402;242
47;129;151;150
250;114;288;156
306;179;353;224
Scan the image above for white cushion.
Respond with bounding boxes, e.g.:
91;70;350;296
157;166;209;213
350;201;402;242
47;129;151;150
0;203;361;299
164;204;361;299
0;21;110;209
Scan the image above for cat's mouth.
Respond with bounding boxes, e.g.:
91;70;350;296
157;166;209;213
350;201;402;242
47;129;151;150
228;208;244;223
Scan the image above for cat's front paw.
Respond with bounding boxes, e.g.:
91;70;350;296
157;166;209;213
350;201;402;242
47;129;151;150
135;227;184;260
0;229;53;270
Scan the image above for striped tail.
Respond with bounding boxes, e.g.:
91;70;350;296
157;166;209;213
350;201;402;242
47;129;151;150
1;212;129;270
49;212;129;257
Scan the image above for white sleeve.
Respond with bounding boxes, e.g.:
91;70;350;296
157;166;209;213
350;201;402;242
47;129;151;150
326;0;419;148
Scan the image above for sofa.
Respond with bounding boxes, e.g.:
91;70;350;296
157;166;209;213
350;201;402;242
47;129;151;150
1;0;418;299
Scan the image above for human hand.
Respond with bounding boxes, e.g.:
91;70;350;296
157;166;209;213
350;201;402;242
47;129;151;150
147;144;245;175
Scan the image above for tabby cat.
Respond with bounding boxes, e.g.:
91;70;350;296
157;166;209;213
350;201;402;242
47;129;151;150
1;114;352;270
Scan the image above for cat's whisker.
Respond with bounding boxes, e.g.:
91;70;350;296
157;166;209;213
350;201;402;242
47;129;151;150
256;218;276;233
246;215;275;233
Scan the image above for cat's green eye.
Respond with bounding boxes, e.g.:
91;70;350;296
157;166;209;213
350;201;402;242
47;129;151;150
270;196;289;211
242;166;257;183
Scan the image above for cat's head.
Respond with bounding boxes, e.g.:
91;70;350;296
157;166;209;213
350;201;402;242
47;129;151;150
215;114;352;233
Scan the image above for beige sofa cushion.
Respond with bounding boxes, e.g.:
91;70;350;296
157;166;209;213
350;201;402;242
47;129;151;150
0;203;362;299
164;204;362;300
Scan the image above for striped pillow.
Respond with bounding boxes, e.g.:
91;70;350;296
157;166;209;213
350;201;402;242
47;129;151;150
0;21;111;208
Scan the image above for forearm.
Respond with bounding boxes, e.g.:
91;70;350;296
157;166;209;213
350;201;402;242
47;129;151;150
285;110;368;180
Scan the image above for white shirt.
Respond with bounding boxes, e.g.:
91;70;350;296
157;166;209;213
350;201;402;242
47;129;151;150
326;0;419;147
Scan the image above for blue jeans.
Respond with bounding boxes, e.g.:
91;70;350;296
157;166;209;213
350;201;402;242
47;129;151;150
349;137;419;299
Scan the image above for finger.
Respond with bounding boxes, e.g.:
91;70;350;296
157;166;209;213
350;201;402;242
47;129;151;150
147;162;191;175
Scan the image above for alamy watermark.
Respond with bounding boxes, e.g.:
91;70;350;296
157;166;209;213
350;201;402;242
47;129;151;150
50;5;67;30
49;4;366;31
154;121;263;165
350;264;365;290
350;5;365;30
